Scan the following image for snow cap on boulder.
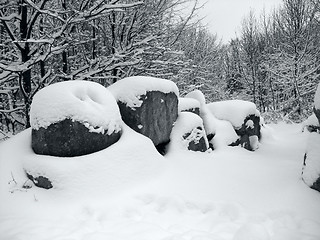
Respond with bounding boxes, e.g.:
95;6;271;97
206;100;260;129
178;97;201;116
31;80;121;133
108;76;179;109
185;89;206;106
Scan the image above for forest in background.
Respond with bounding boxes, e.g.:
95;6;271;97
0;0;319;140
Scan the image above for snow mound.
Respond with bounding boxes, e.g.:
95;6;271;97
169;112;208;151
24;124;164;192
185;89;206;106
211;117;239;149
108;76;179;108
1;123;320;240
302;132;320;187
30;80;121;134
178;97;200;112
206;100;260;128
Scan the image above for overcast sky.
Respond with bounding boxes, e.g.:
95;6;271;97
195;0;283;43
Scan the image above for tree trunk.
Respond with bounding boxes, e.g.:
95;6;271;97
20;0;31;94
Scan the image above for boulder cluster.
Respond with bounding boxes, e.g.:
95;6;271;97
28;76;263;189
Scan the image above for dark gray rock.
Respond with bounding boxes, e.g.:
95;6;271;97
26;172;53;189
183;126;208;152
117;91;178;147
32;119;121;157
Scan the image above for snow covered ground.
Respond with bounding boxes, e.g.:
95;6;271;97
1;123;320;240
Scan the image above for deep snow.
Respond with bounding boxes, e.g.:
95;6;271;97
0;123;320;240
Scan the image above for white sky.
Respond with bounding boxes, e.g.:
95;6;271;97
195;0;283;43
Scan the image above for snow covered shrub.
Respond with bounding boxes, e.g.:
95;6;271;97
108;76;179;153
30;80;122;157
169;112;208;152
206;100;261;151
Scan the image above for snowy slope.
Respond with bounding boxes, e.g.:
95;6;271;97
0;123;320;240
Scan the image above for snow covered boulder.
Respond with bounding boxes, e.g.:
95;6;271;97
108;76;179;150
178;97;200;116
302;132;320;192
30;81;122;157
303;114;320;133
184;90;216;148
206;100;261;151
169;112;208;152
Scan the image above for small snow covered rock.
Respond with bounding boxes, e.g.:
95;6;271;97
184;90;216;148
234;114;261;151
302;114;320;133
169;112;208;152
30;80;122;157
207;100;261;151
178;97;200;116
302;132;320;192
108;76;179;148
206;100;260;129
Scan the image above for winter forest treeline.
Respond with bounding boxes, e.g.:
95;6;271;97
0;0;319;140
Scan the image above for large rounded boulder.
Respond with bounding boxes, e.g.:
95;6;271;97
31;80;122;157
108;76;179;149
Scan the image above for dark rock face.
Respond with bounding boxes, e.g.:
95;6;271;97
26;172;53;189
117;91;178;147
183;127;208;152
311;177;320;192
32;119;121;157
234;114;261;151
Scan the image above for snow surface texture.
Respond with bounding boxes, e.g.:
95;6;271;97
302;132;320;187
207;100;260;128
30;80;121;134
169;112;208;151
108;76;179;108
1;123;320;240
